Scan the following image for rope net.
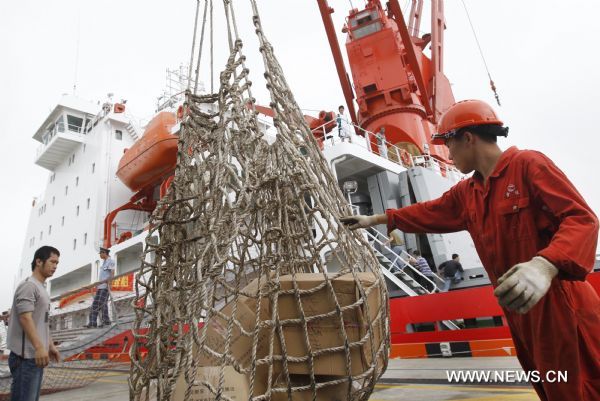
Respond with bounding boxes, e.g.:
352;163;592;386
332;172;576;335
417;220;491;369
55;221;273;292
129;1;389;400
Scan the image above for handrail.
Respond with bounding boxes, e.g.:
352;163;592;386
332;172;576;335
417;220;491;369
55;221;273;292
370;247;420;297
363;229;439;294
347;204;432;292
311;119;463;179
369;230;444;290
398;248;444;284
312;120;411;168
39;124;86;156
49;269;139;303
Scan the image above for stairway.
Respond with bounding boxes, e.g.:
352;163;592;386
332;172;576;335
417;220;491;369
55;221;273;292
125;121;140;141
372;248;428;296
54;314;137;360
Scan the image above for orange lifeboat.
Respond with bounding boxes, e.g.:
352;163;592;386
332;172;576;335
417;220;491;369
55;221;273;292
116;111;178;192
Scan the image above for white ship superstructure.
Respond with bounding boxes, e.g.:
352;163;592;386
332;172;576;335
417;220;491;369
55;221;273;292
18;93;489;309
18;95;143;298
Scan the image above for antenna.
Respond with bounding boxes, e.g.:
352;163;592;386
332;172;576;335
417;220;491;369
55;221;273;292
73;4;82;94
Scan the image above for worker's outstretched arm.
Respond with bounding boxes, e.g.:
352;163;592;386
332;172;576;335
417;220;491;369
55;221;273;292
341;183;467;234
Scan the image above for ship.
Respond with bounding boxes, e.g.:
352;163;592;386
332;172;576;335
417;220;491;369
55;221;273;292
2;0;599;397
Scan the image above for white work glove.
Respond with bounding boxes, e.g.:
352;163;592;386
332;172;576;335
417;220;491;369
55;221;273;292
494;256;559;314
340;215;378;230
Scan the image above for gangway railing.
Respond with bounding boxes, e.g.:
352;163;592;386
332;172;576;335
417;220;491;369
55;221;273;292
344;207;460;330
370;247;422;297
49;269;141;333
363;229;440;294
365;229;460;331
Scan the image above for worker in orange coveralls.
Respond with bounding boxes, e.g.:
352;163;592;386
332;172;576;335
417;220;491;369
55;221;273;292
341;99;600;400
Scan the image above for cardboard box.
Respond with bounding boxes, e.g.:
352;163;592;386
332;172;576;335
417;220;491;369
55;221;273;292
197;293;271;371
195;272;386;394
272;273;386;376
172;365;249;401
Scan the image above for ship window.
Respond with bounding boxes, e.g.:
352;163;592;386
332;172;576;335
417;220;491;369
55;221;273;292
76;176;79;187
85;117;94;133
84;233;87;245
83;144;86;153
61;216;65;226
350;10;378;27
115;130;123;140
87;198;90;209
65;186;68;195
55;115;65;132
363;83;377;93
52;196;55;206
353;21;382;39
67;115;84;133
406;321;436;333
73;239;77;250
48;225;52;235
45;125;54;144
463;315;505;329
92;163;95;174
76;205;80;216
40;231;43;241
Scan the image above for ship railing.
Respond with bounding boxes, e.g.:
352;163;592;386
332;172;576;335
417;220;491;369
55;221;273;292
156;89;186;112
38;123;86;157
411;153;463;182
311;120;462;180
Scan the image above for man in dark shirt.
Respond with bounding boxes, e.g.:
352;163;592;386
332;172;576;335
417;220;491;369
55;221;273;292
439;254;464;292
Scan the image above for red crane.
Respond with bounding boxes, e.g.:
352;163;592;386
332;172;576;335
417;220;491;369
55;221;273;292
317;0;455;162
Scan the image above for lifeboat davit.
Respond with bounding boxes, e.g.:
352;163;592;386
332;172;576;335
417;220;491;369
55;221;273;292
116;111;178;192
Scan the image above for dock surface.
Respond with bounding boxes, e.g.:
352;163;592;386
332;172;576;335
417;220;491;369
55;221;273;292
36;357;539;400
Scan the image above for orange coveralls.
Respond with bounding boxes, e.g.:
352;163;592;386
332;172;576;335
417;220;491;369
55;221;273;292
386;146;600;400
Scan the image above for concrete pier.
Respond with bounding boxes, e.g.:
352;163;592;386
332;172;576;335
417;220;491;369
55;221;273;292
37;357;539;400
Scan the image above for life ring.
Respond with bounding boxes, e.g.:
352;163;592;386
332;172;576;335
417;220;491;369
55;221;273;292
400;150;412;167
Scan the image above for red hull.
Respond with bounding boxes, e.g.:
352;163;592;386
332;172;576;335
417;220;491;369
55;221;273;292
72;272;600;361
389;271;600;358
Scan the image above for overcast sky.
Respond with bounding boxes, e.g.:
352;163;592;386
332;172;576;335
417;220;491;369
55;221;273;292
1;0;599;311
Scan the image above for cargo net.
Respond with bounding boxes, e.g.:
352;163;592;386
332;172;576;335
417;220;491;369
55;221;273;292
129;1;389;400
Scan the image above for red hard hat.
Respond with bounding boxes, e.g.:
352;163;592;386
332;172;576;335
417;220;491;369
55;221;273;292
432;100;504;145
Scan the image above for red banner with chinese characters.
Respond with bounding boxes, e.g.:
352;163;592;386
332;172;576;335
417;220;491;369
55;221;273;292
110;272;134;292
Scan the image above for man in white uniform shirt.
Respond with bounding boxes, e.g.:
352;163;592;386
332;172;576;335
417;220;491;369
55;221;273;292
84;247;115;328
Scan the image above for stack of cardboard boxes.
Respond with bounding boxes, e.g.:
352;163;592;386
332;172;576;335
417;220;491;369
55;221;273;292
172;272;387;401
